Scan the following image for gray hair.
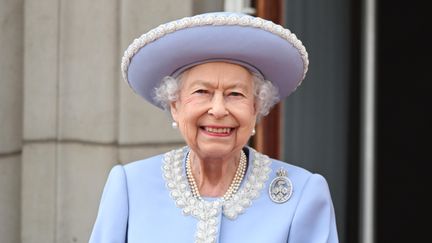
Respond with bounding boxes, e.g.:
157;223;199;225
153;72;280;120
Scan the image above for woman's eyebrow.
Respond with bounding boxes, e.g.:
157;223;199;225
186;79;250;91
226;83;248;90
187;79;214;88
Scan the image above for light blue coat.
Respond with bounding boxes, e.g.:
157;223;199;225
89;147;339;243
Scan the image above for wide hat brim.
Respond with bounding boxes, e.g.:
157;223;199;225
122;12;309;109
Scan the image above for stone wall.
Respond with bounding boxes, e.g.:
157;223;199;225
0;0;191;242
0;0;23;242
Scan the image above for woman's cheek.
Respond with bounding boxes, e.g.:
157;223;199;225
182;96;194;104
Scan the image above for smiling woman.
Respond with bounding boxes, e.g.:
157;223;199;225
170;62;257;162
170;63;257;197
89;12;339;243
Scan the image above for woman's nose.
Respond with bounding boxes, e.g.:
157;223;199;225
208;93;229;118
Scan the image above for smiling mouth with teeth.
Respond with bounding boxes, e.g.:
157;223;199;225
203;126;233;135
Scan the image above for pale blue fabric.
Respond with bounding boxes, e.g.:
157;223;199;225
126;12;305;109
89;148;339;243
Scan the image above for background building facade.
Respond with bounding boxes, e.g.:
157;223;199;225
1;0;429;242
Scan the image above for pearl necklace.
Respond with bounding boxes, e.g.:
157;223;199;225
185;150;247;201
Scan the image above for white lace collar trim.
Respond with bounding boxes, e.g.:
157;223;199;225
162;146;272;243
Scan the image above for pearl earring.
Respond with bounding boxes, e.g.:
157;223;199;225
252;128;256;136
172;121;178;129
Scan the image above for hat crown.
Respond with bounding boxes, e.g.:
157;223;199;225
121;11;309;109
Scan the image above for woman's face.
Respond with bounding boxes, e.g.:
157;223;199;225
170;62;257;160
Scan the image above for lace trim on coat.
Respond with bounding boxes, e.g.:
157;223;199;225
162;146;272;243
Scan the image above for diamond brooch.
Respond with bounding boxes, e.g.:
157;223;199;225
269;168;293;203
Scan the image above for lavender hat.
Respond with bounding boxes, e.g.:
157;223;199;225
121;12;309;109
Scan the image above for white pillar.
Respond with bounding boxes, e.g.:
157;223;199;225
0;0;23;242
22;0;61;241
360;0;376;242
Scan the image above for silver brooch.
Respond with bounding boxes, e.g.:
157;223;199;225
269;168;293;203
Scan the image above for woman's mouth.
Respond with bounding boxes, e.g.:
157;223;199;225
201;126;233;136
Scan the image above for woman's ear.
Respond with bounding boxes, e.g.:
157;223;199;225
170;101;178;121
253;101;259;116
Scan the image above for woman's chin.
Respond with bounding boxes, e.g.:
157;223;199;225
193;144;239;160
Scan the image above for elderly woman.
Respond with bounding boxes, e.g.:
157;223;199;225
89;12;339;243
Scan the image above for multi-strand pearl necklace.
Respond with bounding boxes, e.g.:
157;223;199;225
185;150;247;201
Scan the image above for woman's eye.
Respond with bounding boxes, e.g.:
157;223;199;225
229;92;243;97
193;89;208;94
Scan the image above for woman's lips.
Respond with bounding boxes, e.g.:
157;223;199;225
201;126;234;137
